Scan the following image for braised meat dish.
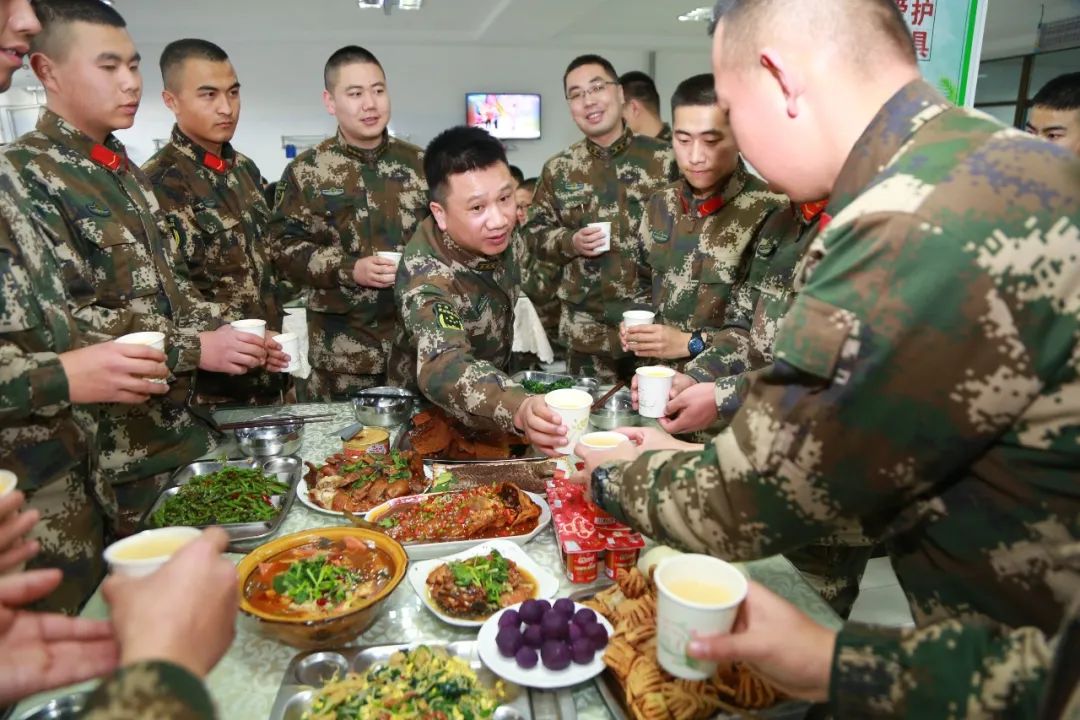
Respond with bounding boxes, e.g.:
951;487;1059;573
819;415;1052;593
372;483;542;544
426;550;537;620
303;451;426;513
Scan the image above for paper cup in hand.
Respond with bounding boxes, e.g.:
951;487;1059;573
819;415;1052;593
272;332;301;373
230;319;267;338
622;310;655;328
545;388;594;455
635;366;675;418
587;221;612;253
104;527;203;578
0;470;16;497
376;251;403;267
654;554;749;680
115;331;167;384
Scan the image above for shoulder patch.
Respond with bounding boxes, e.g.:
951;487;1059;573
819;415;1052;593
320;188;345;197
273;181;287;207
433;301;464;331
650;229;669;244
85;202;111;218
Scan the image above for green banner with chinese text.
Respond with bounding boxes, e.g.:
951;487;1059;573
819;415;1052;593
895;0;989;106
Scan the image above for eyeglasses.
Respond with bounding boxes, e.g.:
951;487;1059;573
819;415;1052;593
566;81;619;104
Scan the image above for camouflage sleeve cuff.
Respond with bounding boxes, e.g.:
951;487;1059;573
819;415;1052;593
170;328;203;374
83;660;216;719
336;255;361;289
595;458;634;525
501;385;530;435
30;352;72;411
556;229;579;261
684;365;715;383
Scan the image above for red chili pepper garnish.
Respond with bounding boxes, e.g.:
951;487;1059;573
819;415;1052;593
317;597;327;606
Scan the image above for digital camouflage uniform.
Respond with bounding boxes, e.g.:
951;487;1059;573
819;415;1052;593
636;160;782;370
270;131;427;400
387;216;528;434
594;82;1080;637
0;155;111;615
143;124;283;406
526;126;676;381
82;661;216;719
681;199;874;618
4;110;219;522
655;123;673;144
830;545;1080;718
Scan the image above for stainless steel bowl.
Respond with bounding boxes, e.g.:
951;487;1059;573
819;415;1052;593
16;691;90;720
234;413;304;457
589;388;638;430
351;386;415;427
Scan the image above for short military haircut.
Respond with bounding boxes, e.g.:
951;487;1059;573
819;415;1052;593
160;39;229;91
671;73;716;117
30;0;126;57
563;54;618;91
509;164;525;185
709;0;916;71
620;71;661;116
520;177;537;193
424;126;508;204
324;45;384;91
1032;72;1080;111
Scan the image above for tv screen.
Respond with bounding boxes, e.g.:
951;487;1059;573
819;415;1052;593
465;93;541;140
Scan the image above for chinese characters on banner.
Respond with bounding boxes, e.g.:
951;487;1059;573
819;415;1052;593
894;0;988;106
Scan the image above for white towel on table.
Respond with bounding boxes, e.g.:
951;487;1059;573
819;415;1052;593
512;296;554;363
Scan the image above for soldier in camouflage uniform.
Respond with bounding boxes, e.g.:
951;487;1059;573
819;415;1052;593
5;1;272;526
623;74;783;369
270;45;428;400
620;71;672;143
388;127;553;435
524;54;677;381
144;39;287;406
568;0;1080;645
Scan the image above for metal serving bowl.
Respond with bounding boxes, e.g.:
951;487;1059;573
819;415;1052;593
351;386;416;427
589;387;638;430
16;691;90;720
234;413;304;457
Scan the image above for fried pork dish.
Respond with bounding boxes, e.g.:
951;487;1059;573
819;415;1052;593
409;406;532;460
426;549;537;619
303;451;426;513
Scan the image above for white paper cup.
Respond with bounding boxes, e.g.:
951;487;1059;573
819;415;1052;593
587;221;612;253
376;251;403;266
654;554;749;679
272;332;301;373
579;431;631;450
115;332;167;384
635;366;675;419
545;388;594;455
622;310;655;328
0;470;16;497
104;527;203;578
230;319;267;338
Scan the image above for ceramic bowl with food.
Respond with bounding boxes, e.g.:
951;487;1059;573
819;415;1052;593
351;386;416;427
588;388;638;430
234;413;304;457
237;526;408;649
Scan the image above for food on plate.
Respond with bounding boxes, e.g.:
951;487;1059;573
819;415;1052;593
409;406;531;460
426;549;538;620
303;645;504;720
584;567;783;719
430;459;555;495
150;466;289;527
303;450;426;513
243;535;396;619
520;377;573;394
496;598;609;671
371;483;542;544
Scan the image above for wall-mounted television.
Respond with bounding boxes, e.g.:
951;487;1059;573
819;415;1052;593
465;93;541;140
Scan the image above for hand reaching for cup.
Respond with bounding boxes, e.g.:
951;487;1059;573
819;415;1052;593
571;225;608;258
353;256;397;289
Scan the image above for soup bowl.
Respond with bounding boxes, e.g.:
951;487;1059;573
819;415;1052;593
237;526;408;649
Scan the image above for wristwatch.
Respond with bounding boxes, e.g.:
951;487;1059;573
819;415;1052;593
590;465;610;511
688;329;707;357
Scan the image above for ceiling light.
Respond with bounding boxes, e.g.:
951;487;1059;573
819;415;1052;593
678;7;712;22
357;0;384;8
398;0;423;9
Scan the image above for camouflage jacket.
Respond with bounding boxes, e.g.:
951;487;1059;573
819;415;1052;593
637;162;783;338
3;110;218;483
269;131;427;376
525;126;676;357
596;81;1080;635
684;200;827;426
387;217;527;434
143;125;279;326
83;660;216;719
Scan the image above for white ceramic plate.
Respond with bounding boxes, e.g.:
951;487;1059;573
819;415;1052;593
407;540;561;628
365;491;551;561
477;601;614;689
294;477;346;517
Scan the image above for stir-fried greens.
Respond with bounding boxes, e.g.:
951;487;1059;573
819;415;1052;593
151;467;288;527
449;550;511;606
273;555;362;606
520;377;574;394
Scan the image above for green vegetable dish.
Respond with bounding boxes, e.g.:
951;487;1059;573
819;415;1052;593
150;467;289;527
520;377;574;394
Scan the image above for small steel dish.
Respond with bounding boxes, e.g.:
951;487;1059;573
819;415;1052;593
234;413;304;457
237;527;408;649
351;386;415;427
15;691;90;720
589;388;638;430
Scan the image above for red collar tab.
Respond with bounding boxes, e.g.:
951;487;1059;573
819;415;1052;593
680;193;725;218
202;152;230;174
90;144;126;172
819;212;833;232
800;199;829;223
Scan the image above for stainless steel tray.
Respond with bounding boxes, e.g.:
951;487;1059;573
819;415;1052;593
510;370;600;396
269;641;536;720
141;456;301;551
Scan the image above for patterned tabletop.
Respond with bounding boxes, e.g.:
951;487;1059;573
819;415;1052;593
13;402;840;720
